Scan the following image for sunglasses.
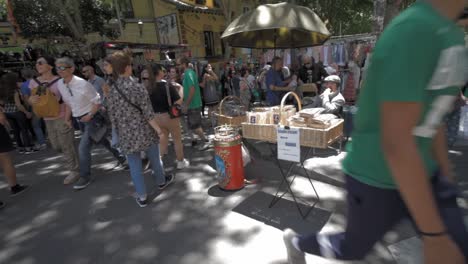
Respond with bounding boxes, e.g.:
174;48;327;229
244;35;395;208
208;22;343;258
56;66;72;71
36;61;47;65
142;77;149;81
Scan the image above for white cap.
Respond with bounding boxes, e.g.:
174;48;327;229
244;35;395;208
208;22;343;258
324;75;341;84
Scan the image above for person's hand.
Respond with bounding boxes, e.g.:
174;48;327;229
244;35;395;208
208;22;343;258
155;128;164;138
423;235;465;264
80;114;93;123
29;95;40;105
181;104;188;114
25;112;32;119
65;118;73;129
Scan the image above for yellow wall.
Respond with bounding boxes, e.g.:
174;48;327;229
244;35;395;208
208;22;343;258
179;11;224;58
132;0;153;18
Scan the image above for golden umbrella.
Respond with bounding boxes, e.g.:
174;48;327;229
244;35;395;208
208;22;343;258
221;2;330;49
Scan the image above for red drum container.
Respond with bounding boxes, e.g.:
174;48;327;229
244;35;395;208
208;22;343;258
214;126;245;191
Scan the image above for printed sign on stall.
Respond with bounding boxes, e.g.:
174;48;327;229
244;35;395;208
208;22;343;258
277;126;300;162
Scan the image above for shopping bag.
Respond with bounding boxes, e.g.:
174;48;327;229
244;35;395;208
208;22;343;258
462;105;468;138
241;143;251;167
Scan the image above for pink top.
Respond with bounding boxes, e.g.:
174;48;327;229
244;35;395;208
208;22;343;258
29;77;65;120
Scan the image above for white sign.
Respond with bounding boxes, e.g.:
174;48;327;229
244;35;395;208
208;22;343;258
277;126;300;162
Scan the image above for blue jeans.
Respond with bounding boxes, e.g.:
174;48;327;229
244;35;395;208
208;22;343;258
79;122;125;179
127;143;166;199
32;114;46;145
297;173;468;261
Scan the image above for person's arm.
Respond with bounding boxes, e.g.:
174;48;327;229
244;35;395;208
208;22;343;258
432;124;454;182
0;108;9;127
322;93;345;113
79;83;101;123
209;71;219;81
14;92;31;118
381;102;447;234
64;104;73;128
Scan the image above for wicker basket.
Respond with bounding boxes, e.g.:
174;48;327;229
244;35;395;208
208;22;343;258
242;92;344;149
214;96;247;127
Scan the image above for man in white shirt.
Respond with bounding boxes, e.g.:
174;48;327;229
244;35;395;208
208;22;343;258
56;57;125;190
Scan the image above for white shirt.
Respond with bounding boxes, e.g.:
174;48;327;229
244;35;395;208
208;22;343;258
58;76;101;117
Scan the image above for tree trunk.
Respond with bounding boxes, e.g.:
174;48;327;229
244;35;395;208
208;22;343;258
56;0;85;42
383;0;402;28
373;0;386;34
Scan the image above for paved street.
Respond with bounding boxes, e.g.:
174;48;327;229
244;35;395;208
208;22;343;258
0;126;467;264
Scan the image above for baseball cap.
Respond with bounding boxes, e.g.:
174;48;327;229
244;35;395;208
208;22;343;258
324;75;341;84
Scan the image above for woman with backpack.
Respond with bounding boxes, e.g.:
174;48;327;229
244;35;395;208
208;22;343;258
0;72;36;154
199;64;221;128
27;56;80;185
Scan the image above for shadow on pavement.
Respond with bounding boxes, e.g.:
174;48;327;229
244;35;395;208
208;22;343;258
233;191;331;235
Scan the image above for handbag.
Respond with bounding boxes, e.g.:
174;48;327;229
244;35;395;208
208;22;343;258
165;82;182;119
89;110;110;143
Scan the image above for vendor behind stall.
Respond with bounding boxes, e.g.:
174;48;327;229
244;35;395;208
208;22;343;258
310;75;345;115
265;57;291;106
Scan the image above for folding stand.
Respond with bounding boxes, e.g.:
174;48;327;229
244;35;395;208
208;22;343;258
267;144;320;220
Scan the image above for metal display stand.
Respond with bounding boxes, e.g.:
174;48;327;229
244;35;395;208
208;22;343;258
267;141;320;220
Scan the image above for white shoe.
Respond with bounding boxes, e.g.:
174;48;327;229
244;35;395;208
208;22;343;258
283;229;306;264
176;159;190;169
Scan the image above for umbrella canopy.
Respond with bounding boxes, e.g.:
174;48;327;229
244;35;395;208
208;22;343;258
221;2;330;49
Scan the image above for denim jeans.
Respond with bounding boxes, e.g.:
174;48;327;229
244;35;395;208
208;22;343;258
79;121;126;179
31;114;46;145
126;143;166;199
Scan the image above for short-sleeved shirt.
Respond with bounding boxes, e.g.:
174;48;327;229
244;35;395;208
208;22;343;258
106;77;158;154
265;68;286;106
89;75;106;98
342;1;468;189
29;76;65;121
149;80;181;113
57;76;101;118
21;80;31;96
182;69;202;109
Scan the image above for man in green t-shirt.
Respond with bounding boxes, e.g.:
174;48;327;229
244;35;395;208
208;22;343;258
177;56;209;150
283;1;468;263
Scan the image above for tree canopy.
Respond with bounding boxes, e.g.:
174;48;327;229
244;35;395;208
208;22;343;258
10;0;117;42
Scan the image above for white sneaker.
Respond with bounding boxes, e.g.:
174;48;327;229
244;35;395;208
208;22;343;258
283;229;306;264
176;159;190;169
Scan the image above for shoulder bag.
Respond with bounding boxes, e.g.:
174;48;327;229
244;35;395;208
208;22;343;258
165;82;182;119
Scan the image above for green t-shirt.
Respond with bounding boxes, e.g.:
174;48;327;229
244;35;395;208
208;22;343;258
182;68;202;109
343;2;468;189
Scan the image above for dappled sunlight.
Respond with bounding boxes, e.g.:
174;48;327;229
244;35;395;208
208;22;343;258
91;221;113;231
31;210;59;227
5;224;33;241
129;244;159;260
257;6;272;26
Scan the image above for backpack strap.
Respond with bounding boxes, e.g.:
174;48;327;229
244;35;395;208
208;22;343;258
46;78;61;88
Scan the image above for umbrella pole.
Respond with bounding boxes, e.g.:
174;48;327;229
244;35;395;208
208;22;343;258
274;31;277;56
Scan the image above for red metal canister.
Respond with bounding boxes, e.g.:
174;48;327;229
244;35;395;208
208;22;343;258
214;126;245;191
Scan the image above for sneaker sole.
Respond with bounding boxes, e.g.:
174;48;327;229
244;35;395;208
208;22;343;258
73;181;91;190
158;176;174;190
10;186;29;197
136;201;148;208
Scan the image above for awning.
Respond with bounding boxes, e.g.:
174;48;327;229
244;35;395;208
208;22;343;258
0;46;23;53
